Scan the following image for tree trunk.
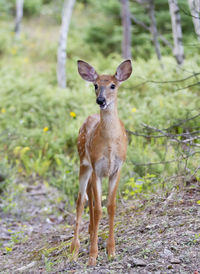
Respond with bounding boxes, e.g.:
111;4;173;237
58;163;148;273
57;0;76;88
120;0;132;59
148;0;162;63
168;0;184;65
188;0;200;40
15;0;24;39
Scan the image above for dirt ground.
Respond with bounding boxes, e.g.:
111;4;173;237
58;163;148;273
0;178;199;274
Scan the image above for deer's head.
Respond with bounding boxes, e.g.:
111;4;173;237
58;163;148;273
77;60;132;110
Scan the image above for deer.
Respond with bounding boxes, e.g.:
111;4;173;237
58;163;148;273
70;59;132;266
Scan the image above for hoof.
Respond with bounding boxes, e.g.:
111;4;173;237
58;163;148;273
108;251;115;260
107;246;115;259
88;256;96;266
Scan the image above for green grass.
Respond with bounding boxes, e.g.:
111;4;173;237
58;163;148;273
0;13;199;204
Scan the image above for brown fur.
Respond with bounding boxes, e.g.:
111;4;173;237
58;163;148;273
70;60;132;266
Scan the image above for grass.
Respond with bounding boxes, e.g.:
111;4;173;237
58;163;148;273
0;12;200;204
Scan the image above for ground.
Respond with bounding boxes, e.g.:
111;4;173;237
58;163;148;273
0;178;199;274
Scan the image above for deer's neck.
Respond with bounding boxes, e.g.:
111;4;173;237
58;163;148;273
99;103;121;139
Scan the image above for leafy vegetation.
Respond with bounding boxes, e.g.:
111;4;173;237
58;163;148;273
0;0;199;205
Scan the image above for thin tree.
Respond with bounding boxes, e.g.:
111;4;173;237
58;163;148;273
168;0;184;65
15;0;24;39
57;0;76;88
188;0;200;40
148;0;162;65
120;0;132;59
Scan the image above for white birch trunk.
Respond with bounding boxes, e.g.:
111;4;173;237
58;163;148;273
120;0;132;59
168;0;184;65
188;0;200;40
57;0;76;88
148;0;162;62
15;0;24;39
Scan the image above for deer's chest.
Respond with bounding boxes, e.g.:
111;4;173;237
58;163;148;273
85;124;127;177
94;153;123;178
92;140;126;177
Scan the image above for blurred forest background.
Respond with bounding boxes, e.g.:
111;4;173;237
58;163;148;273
0;0;199;205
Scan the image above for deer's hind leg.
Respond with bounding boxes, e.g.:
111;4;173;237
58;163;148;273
88;174;102;266
70;164;92;260
87;175;94;239
107;169;121;258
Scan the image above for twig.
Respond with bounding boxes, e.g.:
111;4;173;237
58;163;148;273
130;159;178;166
129;150;200;167
163;113;200;131
127;129;200;139
189;164;200;180
174;81;200;91
142;123;200;147
130;72;200;90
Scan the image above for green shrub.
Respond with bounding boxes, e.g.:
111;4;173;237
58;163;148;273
0;8;199;204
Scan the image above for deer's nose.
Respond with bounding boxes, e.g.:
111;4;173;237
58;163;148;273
96;97;106;106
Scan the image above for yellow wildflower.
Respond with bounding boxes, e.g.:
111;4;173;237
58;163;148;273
21;147;30;155
23;57;29;64
5;247;12;252
44;181;49;188
14;146;21;156
43;127;49;132
70;111;76;118
10;48;17;55
131;107;137;113
18;167;23;173
1;108;6;113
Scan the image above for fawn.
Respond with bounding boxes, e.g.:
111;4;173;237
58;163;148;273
70;60;132;266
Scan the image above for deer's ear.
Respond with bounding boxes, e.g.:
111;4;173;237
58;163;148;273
77;60;98;82
115;60;132;82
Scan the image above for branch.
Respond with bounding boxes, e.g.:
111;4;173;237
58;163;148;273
141;123;200;147
190;164;200;179
179;7;200;19
131;14;150;31
146;72;200;84
126;129;200;139
130;14;173;49
129;71;200;90
133;0;149;4
174;81;200;91
163;113;200;131
130;159;179;166
129;151;200;167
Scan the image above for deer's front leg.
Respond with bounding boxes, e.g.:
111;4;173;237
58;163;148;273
70;165;92;260
88;174;102;266
107;169;121;258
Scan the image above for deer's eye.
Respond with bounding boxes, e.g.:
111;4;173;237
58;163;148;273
110;84;116;89
94;84;98;90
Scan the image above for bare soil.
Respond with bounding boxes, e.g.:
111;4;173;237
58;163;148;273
0;178;199;274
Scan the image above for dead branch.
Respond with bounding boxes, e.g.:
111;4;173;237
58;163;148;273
163;112;200;131
129;71;200;90
141;122;200;147
174;81;200;91
129;150;200;166
127;129;200;139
